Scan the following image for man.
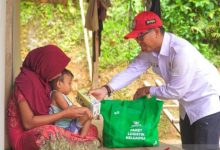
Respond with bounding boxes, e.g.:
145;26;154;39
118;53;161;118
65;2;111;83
89;11;220;149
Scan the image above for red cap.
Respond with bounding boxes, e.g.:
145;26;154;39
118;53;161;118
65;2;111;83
124;11;163;39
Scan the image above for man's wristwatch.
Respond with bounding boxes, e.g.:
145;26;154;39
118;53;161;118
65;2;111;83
102;85;112;97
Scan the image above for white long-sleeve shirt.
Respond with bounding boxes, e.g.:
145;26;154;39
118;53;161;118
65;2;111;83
108;32;220;124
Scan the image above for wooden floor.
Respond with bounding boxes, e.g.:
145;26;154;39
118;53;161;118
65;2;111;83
100;143;182;150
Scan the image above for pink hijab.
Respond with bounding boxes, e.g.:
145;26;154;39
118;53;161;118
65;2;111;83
15;45;70;115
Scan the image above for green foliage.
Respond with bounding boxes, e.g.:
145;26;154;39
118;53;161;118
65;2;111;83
20;0;220;67
20;0;82;53
161;0;220;66
101;0;220;67
99;0;144;68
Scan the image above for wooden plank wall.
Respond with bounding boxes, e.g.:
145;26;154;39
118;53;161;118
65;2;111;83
12;0;21;78
5;0;13;149
5;0;21;149
0;0;6;149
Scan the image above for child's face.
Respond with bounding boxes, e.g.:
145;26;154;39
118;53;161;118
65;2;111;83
59;74;73;95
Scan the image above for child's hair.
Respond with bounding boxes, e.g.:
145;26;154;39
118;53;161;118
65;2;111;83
50;69;74;89
59;69;74;82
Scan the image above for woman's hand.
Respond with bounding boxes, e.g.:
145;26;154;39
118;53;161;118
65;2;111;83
133;86;151;100
63;106;85;118
89;87;108;101
63;106;93;119
19;101;92;130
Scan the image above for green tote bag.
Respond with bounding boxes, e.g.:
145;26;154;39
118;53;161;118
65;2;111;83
100;96;163;148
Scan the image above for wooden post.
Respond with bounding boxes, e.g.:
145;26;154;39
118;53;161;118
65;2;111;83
0;0;6;149
79;0;92;81
5;0;21;149
12;0;21;80
5;0;13;149
92;31;99;89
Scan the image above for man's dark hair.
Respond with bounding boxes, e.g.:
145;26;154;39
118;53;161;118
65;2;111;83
50;69;74;89
160;26;165;35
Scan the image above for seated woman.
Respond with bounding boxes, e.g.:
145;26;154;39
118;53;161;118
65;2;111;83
7;45;100;150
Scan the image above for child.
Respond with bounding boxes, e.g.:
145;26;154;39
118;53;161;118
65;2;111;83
49;69;93;137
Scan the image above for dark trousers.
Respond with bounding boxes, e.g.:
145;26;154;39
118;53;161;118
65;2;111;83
180;112;220;150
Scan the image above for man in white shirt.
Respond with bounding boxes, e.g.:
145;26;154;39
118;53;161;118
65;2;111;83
89;11;220;149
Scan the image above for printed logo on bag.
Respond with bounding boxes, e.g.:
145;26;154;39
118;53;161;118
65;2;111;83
131;121;141;127
125;127;146;140
153;140;158;145
125;121;146;140
113;111;120;115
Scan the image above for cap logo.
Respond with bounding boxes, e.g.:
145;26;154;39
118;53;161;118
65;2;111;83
146;19;156;25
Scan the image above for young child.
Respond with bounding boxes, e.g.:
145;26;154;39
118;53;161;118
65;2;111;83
49;69;93;137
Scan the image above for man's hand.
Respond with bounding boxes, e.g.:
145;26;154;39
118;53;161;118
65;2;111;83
88;87;108;101
133;86;151;100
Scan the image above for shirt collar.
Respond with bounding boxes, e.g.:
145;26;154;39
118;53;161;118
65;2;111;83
159;32;170;57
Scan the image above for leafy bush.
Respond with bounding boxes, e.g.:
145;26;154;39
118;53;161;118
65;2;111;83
99;0;144;68
161;0;220;66
100;0;220;68
20;0;82;53
20;0;220;67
